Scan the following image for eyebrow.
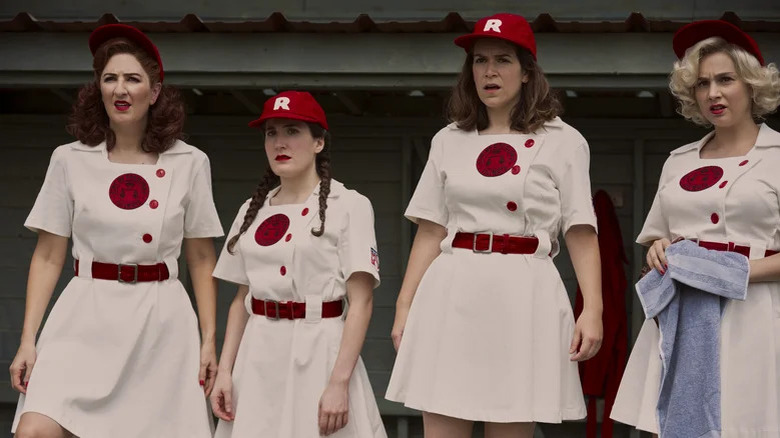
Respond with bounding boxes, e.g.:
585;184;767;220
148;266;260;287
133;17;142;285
101;72;143;78
474;52;512;58
697;72;736;80
266;123;302;130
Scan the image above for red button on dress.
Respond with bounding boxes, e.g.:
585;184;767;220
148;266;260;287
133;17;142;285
143;233;153;243
719;181;728;189
280;266;287;276
525;139;535;148
302;208;309;216
739;160;749;166
156;169;166;178
285;234;292;242
511;165;521;175
507;201;518;211
711;213;720;224
149;200;159;209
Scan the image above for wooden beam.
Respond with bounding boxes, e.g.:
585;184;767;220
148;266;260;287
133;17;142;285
230;90;261;114
333;92;364;116
49;88;74;105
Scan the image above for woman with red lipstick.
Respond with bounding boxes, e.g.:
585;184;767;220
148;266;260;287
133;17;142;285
209;91;386;438
611;20;780;436
385;13;602;438
8;24;222;437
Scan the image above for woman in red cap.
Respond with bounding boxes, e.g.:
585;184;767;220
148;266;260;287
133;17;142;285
611;20;780;437
386;13;603;438
209;91;386;438
8;24;222;437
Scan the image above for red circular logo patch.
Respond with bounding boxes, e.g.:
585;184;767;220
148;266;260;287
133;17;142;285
109;173;150;210
255;214;291;246
476;143;518;177
679;166;724;192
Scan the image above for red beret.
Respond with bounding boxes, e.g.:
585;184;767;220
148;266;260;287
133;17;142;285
454;13;537;60
89;24;165;82
673;20;764;66
249;91;329;131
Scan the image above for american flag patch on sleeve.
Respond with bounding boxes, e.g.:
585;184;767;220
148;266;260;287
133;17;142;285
370;247;379;271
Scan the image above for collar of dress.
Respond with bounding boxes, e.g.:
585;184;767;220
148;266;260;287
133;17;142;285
266;179;345;201
670;123;780;155
69;139;192;155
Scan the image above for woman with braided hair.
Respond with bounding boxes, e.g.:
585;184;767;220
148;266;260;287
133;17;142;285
210;91;387;438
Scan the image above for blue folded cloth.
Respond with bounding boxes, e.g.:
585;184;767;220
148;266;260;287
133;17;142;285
636;240;749;438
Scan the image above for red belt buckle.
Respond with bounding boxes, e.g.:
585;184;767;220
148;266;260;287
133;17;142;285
117;263;139;284
472;232;493;253
265;300;280;320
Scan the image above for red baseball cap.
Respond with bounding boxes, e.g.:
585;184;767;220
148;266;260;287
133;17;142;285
454;13;537;60
673;20;764;66
89;24;165;82
248;91;329;131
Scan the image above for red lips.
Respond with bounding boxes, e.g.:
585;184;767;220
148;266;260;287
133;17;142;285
710;104;726;115
275;155;291;161
114;100;130;112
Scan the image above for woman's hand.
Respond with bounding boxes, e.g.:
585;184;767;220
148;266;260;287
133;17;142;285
9;342;36;394
318;381;349;436
570;308;603;361
391;304;410;351
647;238;672;275
210;370;235;421
199;341;218;396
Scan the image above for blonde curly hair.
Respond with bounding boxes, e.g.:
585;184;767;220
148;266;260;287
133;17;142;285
669;37;780;126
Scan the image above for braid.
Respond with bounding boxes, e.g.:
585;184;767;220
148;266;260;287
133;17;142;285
311;136;332;237
226;167;280;254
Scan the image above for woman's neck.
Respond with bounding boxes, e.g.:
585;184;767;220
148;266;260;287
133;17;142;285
706;119;760;158
482;106;515;135
274;168;321;205
110;120;146;154
107;121;159;164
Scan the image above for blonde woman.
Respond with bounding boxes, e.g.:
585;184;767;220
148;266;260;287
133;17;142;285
611;20;780;437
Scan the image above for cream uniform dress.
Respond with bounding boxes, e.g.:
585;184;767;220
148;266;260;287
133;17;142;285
611;124;780;437
386;118;597;422
12;140;224;437
213;180;386;438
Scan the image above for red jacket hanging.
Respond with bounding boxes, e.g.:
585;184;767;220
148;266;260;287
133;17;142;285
574;190;629;438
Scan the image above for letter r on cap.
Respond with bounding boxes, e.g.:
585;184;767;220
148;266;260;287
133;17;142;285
484;19;502;33
273;97;291;111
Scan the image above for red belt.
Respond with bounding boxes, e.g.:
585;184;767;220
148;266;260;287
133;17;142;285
452;232;539;254
697;240;778;258
251;298;344;320
74;260;170;283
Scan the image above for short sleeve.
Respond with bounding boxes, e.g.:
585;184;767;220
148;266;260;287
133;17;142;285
184;156;224;238
213;201;251;286
636;159;672;246
559;141;598;235
338;194;380;288
25;146;73;237
404;133;448;226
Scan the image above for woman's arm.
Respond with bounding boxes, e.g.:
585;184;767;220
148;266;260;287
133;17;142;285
749;253;780;282
210;284;249;421
216;285;250;375
9;230;68;392
318;272;374;436
184;238;218;343
184;237;219;394
565;224;603;361
391;219;447;350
